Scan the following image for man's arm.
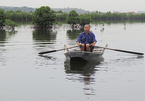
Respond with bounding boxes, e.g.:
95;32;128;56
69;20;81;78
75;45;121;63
91;34;97;46
76;33;82;46
76;41;81;46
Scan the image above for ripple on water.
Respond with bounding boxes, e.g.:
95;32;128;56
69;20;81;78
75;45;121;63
106;56;144;67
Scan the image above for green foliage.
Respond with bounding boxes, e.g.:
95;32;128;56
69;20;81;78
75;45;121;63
99;21;104;26
1;6;145;23
55;10;63;13
0;9;6;28
67;10;80;25
88;11;145;21
5;19;17;29
96;11;98;13
124;23;126;26
67;10;92;26
15;10;22;13
79;14;92;26
5;10;32;21
32;6;56;28
56;13;68;20
100;21;104;24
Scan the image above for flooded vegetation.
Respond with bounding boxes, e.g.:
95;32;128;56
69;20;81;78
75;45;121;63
0;21;145;101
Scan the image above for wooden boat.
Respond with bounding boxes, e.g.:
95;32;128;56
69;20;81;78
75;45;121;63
64;44;108;62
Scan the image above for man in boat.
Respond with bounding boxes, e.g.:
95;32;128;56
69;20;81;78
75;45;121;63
76;24;97;52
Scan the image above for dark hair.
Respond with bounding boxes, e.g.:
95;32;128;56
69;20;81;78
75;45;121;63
84;24;91;28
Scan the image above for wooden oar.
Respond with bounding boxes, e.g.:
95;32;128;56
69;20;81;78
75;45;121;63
38;45;78;54
94;45;144;55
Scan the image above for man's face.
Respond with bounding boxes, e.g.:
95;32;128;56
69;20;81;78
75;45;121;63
84;25;90;33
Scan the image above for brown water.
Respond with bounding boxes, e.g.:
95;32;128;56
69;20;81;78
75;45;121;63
0;22;145;101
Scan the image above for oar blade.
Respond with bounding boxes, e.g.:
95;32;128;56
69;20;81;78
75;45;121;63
114;49;144;55
94;46;144;55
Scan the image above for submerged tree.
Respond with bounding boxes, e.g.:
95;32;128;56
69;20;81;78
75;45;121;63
32;6;56;29
0;9;6;29
79;15;92;26
67;10;80;27
4;19;17;30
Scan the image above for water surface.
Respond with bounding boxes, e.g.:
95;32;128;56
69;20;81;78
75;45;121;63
0;22;145;101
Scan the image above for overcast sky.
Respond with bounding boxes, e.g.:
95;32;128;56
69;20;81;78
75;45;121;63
1;0;145;12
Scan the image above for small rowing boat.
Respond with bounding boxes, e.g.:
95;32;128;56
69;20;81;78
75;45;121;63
64;44;108;62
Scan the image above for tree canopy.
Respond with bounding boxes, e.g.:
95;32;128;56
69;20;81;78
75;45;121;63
5;19;17;30
32;6;56;29
79;15;92;26
67;10;92;27
67;10;80;25
0;9;6;29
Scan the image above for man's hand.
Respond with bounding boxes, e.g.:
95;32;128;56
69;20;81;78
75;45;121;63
91;41;96;46
77;42;81;46
91;43;95;46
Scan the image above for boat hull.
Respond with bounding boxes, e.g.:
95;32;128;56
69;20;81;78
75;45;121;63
65;51;103;62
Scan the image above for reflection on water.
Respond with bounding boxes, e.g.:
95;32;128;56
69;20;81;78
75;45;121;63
67;29;83;39
33;29;57;42
106;55;144;67
0;22;145;101
0;30;6;42
0;30;18;66
64;57;104;95
0;30;6;65
33;29;57;50
7;30;18;39
0;30;18;42
100;28;104;32
0;30;17;45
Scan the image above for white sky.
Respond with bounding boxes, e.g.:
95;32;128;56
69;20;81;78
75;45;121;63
1;0;145;12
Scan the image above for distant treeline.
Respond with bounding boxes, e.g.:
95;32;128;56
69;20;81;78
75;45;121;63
2;9;145;21
48;11;145;21
49;11;145;21
88;12;145;20
4;10;33;21
0;6;90;13
3;9;67;21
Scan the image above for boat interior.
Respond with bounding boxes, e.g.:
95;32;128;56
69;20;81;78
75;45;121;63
74;48;103;53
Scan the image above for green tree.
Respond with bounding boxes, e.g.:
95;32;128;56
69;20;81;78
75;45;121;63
32;6;56;29
105;11;112;20
67;10;80;27
79;15;92;26
0;9;6;29
56;10;63;13
4;19;17;30
96;11;99;13
15;10;22;13
30;11;33;13
56;13;68;20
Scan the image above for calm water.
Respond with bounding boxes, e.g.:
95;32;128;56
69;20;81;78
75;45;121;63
0;22;145;101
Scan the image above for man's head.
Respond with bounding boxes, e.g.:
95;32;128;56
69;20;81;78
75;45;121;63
84;24;90;34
